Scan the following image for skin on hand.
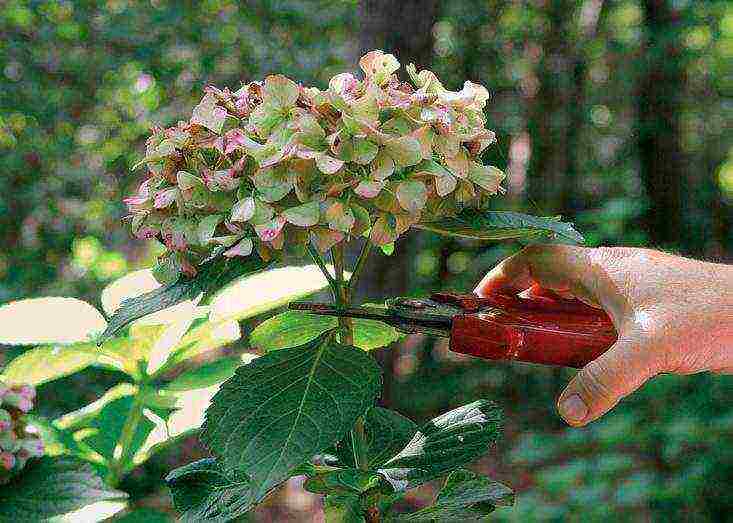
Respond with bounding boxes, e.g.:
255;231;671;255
474;245;733;427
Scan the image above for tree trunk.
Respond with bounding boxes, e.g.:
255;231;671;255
638;0;686;248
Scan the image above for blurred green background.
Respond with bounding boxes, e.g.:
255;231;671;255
1;0;731;521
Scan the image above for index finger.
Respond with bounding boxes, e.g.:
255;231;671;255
474;245;599;306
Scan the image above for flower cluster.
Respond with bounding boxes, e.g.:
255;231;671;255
0;380;43;484
125;50;504;283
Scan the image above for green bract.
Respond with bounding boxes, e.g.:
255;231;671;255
125;50;503;283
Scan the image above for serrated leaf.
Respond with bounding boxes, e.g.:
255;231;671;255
391;469;514;522
335;407;418;469
417;210;585;244
0;457;126;522
304;469;384;495
250;310;402;352
1;343;99;386
396;181;427;213
379;400;502;490
283;201;320;227
201;332;382;506
98;254;271;343
166;458;252;523
163;357;241;392
0;298;106;346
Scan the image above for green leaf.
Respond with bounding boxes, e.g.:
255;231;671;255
166;458;253;523
304;469;384;494
324;492;366;523
1;343;99;386
391;469;514;522
335;407;418;469
0;456;126;522
0;298;106;346
250;310;402;352
379;400;502;490
98;254;271;343
201;332;381;506
162;357;242;392
417;210;584;244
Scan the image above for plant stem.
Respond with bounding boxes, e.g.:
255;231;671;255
108;387;144;487
331;244;353;345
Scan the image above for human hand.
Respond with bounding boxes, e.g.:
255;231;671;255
474;245;733;426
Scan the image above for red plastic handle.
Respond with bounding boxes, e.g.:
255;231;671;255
434;291;617;368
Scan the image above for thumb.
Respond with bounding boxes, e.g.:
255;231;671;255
556;338;658;426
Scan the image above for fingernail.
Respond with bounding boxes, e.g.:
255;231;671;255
558;394;587;423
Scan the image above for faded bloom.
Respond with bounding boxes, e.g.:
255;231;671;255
125;50;505;283
0;380;43;484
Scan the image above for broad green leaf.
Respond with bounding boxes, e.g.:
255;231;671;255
379;400;502;490
208;265;331;323
335;407;418;469
304;469;383;494
249;310;402;352
417;210;584;244
201;332;381;506
2;343;99;386
396;180;427;213
166;458;252;523
159;319;241;371
163;357;242;392
324;492;365;523
98;254;271;343
49;501;128;522
0;298;106;346
391;469;514;522
0;457;126;522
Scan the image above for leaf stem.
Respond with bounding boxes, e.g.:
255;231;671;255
108;387;145;487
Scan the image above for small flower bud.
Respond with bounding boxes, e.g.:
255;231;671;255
0;409;11;432
0;432;18;453
2;392;32;413
15;385;36;401
18;438;44;458
0;452;15;471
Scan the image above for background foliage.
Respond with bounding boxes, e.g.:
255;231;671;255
1;0;731;520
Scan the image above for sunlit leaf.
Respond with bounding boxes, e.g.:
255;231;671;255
163;358;242;392
208;265;331;323
250;310;401;352
0;298;106;346
2;344;99;386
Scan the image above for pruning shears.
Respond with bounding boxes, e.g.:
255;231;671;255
290;289;617;368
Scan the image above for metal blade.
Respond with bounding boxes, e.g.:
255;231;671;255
288;302;393;322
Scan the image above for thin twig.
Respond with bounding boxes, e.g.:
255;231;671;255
306;242;338;299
